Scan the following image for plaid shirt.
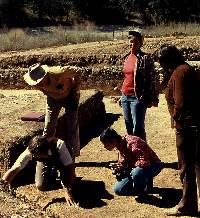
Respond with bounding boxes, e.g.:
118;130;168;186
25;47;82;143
118;135;161;168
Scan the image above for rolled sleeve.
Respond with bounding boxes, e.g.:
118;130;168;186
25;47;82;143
11;148;32;171
57;139;73;166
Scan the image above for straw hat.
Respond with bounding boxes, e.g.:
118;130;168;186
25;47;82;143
24;63;48;86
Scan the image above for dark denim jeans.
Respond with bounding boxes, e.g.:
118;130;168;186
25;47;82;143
121;93;147;140
113;163;162;196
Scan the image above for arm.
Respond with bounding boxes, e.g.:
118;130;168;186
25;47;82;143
159;69;172;93
134;150;151;168
2;148;32;183
172;69;185;129
71;71;82;101
118;151;127;167
144;55;159;107
109;152;128;176
128;136;151;167
69;68;82;107
60;163;77;207
57;140;77;207
2;167;21;183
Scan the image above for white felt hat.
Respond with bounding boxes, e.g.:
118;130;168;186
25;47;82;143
24;63;49;86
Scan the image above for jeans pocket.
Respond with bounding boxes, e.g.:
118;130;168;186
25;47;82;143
121;93;127;102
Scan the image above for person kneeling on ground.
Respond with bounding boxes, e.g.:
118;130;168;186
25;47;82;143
100;128;162;196
1;135;77;207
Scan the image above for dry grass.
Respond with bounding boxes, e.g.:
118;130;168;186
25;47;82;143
145;22;200;37
0;23;200;52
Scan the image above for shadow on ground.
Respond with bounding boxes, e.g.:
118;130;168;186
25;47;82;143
135;187;182;208
73;179;114;208
161;162;178;170
76;161;117;169
134;162;181;208
80;112;121;148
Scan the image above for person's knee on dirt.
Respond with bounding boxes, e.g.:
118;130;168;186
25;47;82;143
100;128;162;196
113;167;153;196
35;160;58;191
1;135;77;207
23;63;82;161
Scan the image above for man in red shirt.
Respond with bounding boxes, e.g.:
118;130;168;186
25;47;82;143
100;128;161;196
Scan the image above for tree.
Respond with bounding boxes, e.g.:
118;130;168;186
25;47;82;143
0;0;27;27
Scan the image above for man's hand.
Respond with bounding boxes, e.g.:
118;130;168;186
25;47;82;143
174;121;182;130
117;99;122;107
0;179;13;194
109;163;124;175
0;179;8;190
65;190;78;208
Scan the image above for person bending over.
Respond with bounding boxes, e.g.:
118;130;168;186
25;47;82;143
23;64;82;160
100;128;161;196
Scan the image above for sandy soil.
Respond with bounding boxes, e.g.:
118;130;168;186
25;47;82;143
0;94;189;218
1;36;200;217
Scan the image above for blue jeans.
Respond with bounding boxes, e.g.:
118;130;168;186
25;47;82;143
121;93;147;140
113;163;162;196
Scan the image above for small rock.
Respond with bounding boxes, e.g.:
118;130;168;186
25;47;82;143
0;93;5;98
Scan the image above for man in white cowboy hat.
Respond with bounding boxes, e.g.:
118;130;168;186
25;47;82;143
24;63;82;160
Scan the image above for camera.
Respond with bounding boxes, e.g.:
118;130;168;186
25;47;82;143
113;167;131;181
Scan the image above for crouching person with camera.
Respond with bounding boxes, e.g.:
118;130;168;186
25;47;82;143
100;128;162;196
1;135;77;207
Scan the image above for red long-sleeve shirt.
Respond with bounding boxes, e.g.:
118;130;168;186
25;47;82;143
121;54;137;95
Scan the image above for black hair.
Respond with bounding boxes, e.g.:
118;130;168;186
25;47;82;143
28;135;49;155
128;30;143;45
156;44;185;68
100;128;121;144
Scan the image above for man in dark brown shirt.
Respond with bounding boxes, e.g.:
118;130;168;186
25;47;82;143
156;44;200;216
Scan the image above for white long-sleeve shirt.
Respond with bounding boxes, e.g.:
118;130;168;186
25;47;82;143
11;139;73;171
